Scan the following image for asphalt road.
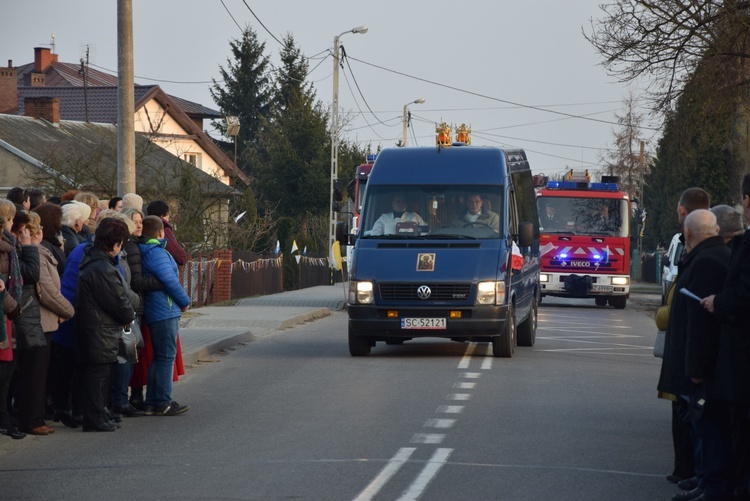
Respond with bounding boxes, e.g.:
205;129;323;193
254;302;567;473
0;295;677;500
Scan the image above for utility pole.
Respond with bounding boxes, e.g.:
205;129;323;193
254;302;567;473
401;98;425;147
329;26;367;283
117;0;136;195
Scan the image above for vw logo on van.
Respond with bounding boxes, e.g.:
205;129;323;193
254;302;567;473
417;285;432;299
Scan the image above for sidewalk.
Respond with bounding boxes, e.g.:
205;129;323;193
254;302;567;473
178;283;350;365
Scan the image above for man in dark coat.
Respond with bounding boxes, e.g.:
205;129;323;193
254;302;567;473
702;173;750;498
659;209;731;501
663;187;711;487
76;219;135;432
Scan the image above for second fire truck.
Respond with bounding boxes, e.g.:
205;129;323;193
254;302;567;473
535;170;631;309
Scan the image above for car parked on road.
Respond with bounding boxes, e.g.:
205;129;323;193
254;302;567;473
660;232;683;305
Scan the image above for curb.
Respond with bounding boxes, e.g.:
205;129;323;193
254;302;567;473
181;307;332;365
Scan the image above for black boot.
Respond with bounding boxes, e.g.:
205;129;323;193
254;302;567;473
129;387;144;410
53;410;79;429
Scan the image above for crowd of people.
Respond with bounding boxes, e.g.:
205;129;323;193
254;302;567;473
657;176;750;501
0;187;191;437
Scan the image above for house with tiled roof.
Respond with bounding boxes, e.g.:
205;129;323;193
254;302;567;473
0;47;248;188
0;107;238;248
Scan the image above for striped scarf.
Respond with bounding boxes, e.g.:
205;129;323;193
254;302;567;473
2;231;23;302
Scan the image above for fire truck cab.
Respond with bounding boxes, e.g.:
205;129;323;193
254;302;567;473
535;171;631;309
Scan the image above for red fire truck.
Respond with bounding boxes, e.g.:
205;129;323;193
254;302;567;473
535;170;631;309
346;153;377;235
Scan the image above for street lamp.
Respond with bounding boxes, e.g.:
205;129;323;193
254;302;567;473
329;25;367;282
401;97;425;147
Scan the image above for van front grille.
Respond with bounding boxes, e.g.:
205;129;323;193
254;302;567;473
378;283;472;301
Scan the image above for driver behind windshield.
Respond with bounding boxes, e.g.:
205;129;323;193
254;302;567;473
451;193;499;232
370;194;427;236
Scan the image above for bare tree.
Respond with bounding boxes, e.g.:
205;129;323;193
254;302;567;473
600;93;651;200
584;0;750;110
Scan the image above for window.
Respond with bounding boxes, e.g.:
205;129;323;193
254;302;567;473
360;185;503;239
184;153;201;167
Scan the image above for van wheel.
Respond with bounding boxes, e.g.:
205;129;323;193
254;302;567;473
595;297;607;307
493;304;515;358
348;324;371;356
517;298;536;347
610;296;627;310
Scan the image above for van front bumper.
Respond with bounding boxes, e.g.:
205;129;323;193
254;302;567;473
348;304;510;340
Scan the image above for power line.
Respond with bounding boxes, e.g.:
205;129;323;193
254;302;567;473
220;0;243;32
346;55;660;132
340;69;396;142
240;0;283;46
341;48;393;128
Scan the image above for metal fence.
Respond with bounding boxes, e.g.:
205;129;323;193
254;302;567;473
179;249;346;305
179;253;217;307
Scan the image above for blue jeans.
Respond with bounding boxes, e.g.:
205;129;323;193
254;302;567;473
145;317;179;407
110;362;134;407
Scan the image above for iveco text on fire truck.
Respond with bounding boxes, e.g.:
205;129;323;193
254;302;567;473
347;125;540;357
535;170;631;309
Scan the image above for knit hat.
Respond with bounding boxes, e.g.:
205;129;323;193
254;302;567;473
122;192;144;210
710;204;745;239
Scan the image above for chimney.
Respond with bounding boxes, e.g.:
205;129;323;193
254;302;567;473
34;47;55;72
0;61;17;114
24;96;60;125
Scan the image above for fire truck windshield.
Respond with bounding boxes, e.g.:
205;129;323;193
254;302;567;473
537;197;629;237
360;186;503;239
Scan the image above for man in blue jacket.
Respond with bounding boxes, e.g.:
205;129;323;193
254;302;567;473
139;215;191;416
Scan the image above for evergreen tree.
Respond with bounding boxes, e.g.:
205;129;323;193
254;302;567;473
210;27;274;178
254;35;330;243
642;62;733;249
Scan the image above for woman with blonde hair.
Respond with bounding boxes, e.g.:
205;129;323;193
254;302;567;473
9;210;47;436
0;200;23;439
27;212;74;434
73;192;100;238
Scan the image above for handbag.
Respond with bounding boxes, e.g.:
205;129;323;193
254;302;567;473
653;330;666;358
14;294;47;349
117;325;138;364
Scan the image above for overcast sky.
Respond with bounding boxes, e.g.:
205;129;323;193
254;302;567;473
1;0;659;177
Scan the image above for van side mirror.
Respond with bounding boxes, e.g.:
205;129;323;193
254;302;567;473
336;220;350;246
661;254;669;267
518;222;534;247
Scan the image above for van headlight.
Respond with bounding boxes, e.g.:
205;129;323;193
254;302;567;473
539;274;549;283
612;277;629;285
476;281;506;305
349;281;374;304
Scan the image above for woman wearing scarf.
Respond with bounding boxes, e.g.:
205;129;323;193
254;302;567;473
0;200;23;439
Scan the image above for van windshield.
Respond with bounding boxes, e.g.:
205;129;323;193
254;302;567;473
360;186;503;239
537;196;629;237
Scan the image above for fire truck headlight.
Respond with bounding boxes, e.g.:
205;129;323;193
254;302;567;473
476;281;505;305
349;281;374;304
539;274;549;283
612;277;629;285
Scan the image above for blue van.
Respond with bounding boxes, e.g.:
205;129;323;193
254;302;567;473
346;145;540;357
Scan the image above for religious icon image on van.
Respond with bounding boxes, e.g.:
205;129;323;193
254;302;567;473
417;253;435;271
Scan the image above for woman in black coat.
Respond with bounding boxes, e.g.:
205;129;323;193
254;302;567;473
76;218;135;432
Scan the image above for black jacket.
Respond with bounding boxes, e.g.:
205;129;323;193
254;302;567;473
711;231;750;402
61;226;81;257
657;235;730;397
75;246;136;363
